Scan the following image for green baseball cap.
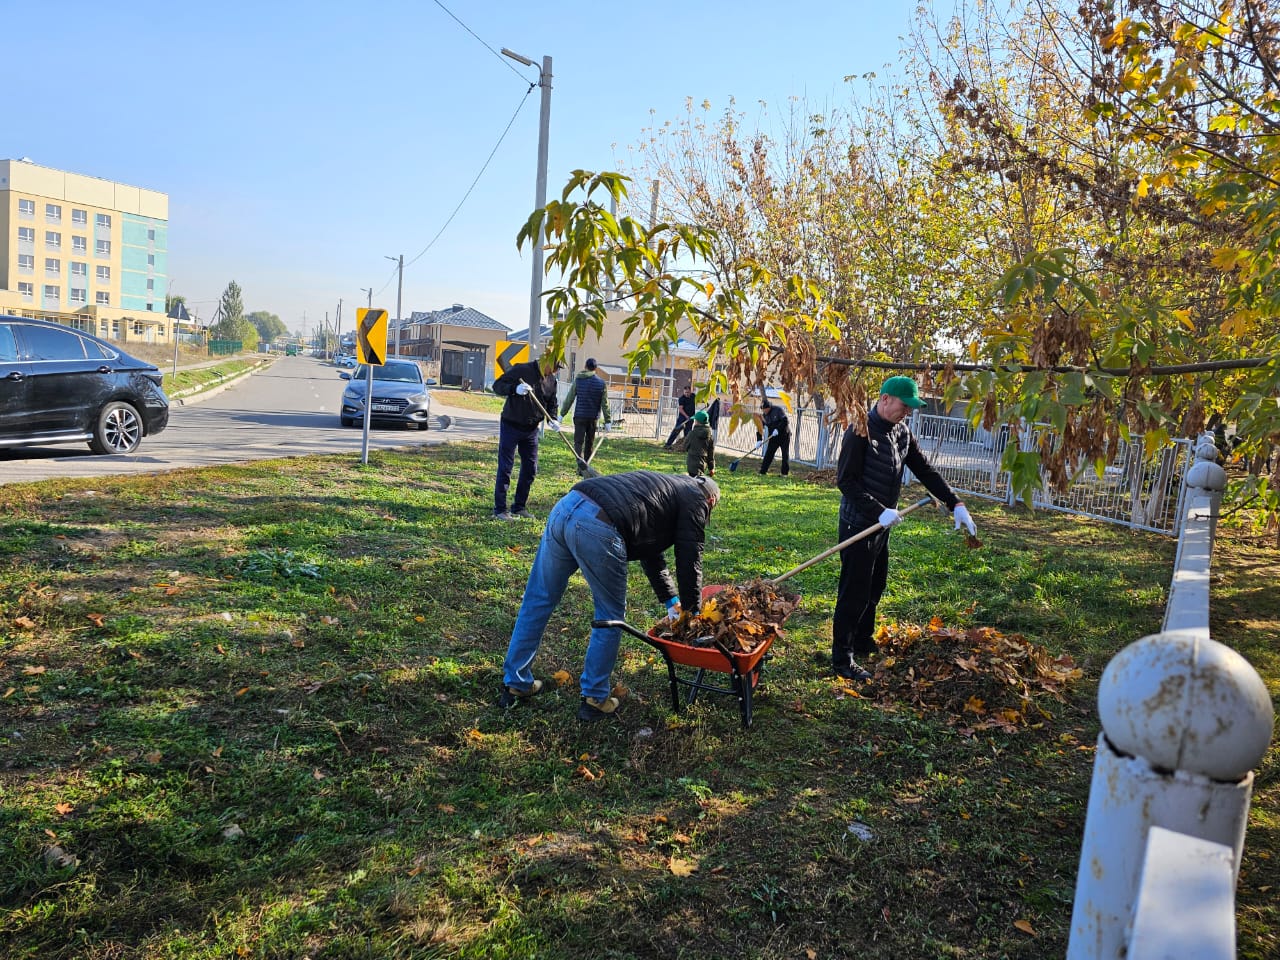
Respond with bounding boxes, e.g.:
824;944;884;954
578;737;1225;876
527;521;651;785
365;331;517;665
880;375;927;408
693;410;708;424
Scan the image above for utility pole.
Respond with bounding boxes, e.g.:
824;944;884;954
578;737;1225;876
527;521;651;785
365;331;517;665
335;299;343;354
502;47;553;358
384;254;404;358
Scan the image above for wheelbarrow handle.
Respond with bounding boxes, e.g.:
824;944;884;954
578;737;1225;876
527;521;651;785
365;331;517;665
767;497;933;586
592;619;653;643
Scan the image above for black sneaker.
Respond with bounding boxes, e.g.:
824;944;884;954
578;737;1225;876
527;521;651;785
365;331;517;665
576;695;620;723
833;662;872;682
498;679;544;709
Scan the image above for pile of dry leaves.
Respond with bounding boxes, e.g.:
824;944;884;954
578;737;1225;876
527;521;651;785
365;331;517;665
803;468;837;486
654;580;800;654
860;617;1083;734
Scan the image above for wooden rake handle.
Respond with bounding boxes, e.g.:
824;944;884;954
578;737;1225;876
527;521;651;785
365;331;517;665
767;497;933;586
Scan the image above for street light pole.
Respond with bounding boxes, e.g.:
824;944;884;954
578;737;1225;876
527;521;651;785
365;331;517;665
360;287;372;310
502;46;553;359
385;254;403;358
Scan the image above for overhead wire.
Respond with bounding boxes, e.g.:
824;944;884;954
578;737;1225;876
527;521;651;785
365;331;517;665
370;0;538;298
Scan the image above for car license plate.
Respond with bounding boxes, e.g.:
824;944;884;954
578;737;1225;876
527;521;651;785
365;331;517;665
372;403;399;412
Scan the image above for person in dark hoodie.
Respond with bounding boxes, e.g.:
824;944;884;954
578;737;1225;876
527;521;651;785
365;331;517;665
559;357;613;476
491;355;561;520
832;376;977;681
499;471;720;722
685;409;715;477
759;398;791;476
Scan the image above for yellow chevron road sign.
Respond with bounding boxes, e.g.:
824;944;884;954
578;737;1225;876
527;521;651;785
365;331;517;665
494;340;529;380
356;308;388;366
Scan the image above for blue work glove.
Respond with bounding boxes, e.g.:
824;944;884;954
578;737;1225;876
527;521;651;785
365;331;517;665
665;598;681;620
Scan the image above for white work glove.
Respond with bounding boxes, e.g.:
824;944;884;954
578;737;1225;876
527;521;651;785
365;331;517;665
515;382;530;396
953;504;976;536
877;507;902;528
665;598;681;619
547;419;562;432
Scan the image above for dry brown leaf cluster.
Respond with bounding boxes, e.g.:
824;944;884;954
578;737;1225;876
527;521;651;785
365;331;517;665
866;616;1083;734
656;580;800;653
802;468;837;486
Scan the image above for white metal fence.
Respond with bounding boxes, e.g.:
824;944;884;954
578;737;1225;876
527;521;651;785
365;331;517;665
608;396;1195;536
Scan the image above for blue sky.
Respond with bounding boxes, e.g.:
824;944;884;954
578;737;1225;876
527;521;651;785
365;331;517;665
5;1;944;337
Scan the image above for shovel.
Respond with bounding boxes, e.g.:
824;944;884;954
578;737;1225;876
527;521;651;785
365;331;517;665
522;386;601;479
766;497;934;586
728;430;778;473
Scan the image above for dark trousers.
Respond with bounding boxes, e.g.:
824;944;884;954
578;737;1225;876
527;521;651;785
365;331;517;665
832;518;891;669
494;421;540;514
665;414;692;447
572;417;598;474
759;432;790;475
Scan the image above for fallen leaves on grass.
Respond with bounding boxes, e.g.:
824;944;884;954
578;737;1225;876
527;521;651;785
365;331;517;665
655;580;799;654
867;619;1082;733
13;616;37;630
668;856;697;876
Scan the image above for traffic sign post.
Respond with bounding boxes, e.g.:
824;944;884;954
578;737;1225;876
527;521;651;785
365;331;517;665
355;308;389;465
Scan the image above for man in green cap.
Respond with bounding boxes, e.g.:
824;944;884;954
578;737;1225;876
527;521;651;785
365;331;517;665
831;375;977;681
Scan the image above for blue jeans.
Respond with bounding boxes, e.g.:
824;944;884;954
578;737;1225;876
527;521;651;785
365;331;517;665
502;490;630;701
494;421;540;514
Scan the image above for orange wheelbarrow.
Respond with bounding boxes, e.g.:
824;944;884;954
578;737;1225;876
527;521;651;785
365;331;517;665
592;586;773;728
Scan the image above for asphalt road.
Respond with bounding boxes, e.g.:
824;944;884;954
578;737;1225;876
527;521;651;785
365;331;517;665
0;355;500;485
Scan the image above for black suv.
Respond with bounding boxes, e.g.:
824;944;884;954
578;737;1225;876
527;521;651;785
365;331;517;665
1;316;170;455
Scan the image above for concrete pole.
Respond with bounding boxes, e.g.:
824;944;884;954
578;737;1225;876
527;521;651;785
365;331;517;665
394;254;403;358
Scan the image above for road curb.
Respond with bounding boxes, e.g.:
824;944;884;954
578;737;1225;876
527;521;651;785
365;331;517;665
170;359;273;405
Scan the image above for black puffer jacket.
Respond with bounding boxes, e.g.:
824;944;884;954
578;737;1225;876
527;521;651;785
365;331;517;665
836;407;958;528
573;470;710;610
493;360;557;429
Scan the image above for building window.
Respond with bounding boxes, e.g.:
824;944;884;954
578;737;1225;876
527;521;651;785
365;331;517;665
18;282;34;300
146;279;155;291
46;203;62;222
18;254;34;272
44;285;61;302
147;254;155;266
96;292;111;306
95;213;112;228
72;209;88;226
45;258;61;276
71;261;87;278
96;265;111;283
73;236;87;254
146;303;154;311
19;198;35;217
18;226;35;243
96;239;111;256
46;231;61;249
70;288;87;304
147;228;156;241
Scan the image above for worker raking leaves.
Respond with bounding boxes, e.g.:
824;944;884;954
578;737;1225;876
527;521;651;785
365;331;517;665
655;580;800;654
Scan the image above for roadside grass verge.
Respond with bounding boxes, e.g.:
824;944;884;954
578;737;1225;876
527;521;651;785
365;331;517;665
1;438;1275;959
430;386;507;415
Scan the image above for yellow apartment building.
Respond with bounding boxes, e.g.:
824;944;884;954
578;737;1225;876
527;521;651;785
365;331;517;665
0;158;173;344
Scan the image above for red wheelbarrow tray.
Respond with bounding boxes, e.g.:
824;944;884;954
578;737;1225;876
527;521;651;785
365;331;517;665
592;585;797;728
645;585;775;678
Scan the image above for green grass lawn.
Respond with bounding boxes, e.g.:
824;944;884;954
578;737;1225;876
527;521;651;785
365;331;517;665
1;438;1275;959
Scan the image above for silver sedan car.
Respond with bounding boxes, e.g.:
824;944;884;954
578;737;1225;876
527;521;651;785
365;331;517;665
339;360;432;430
